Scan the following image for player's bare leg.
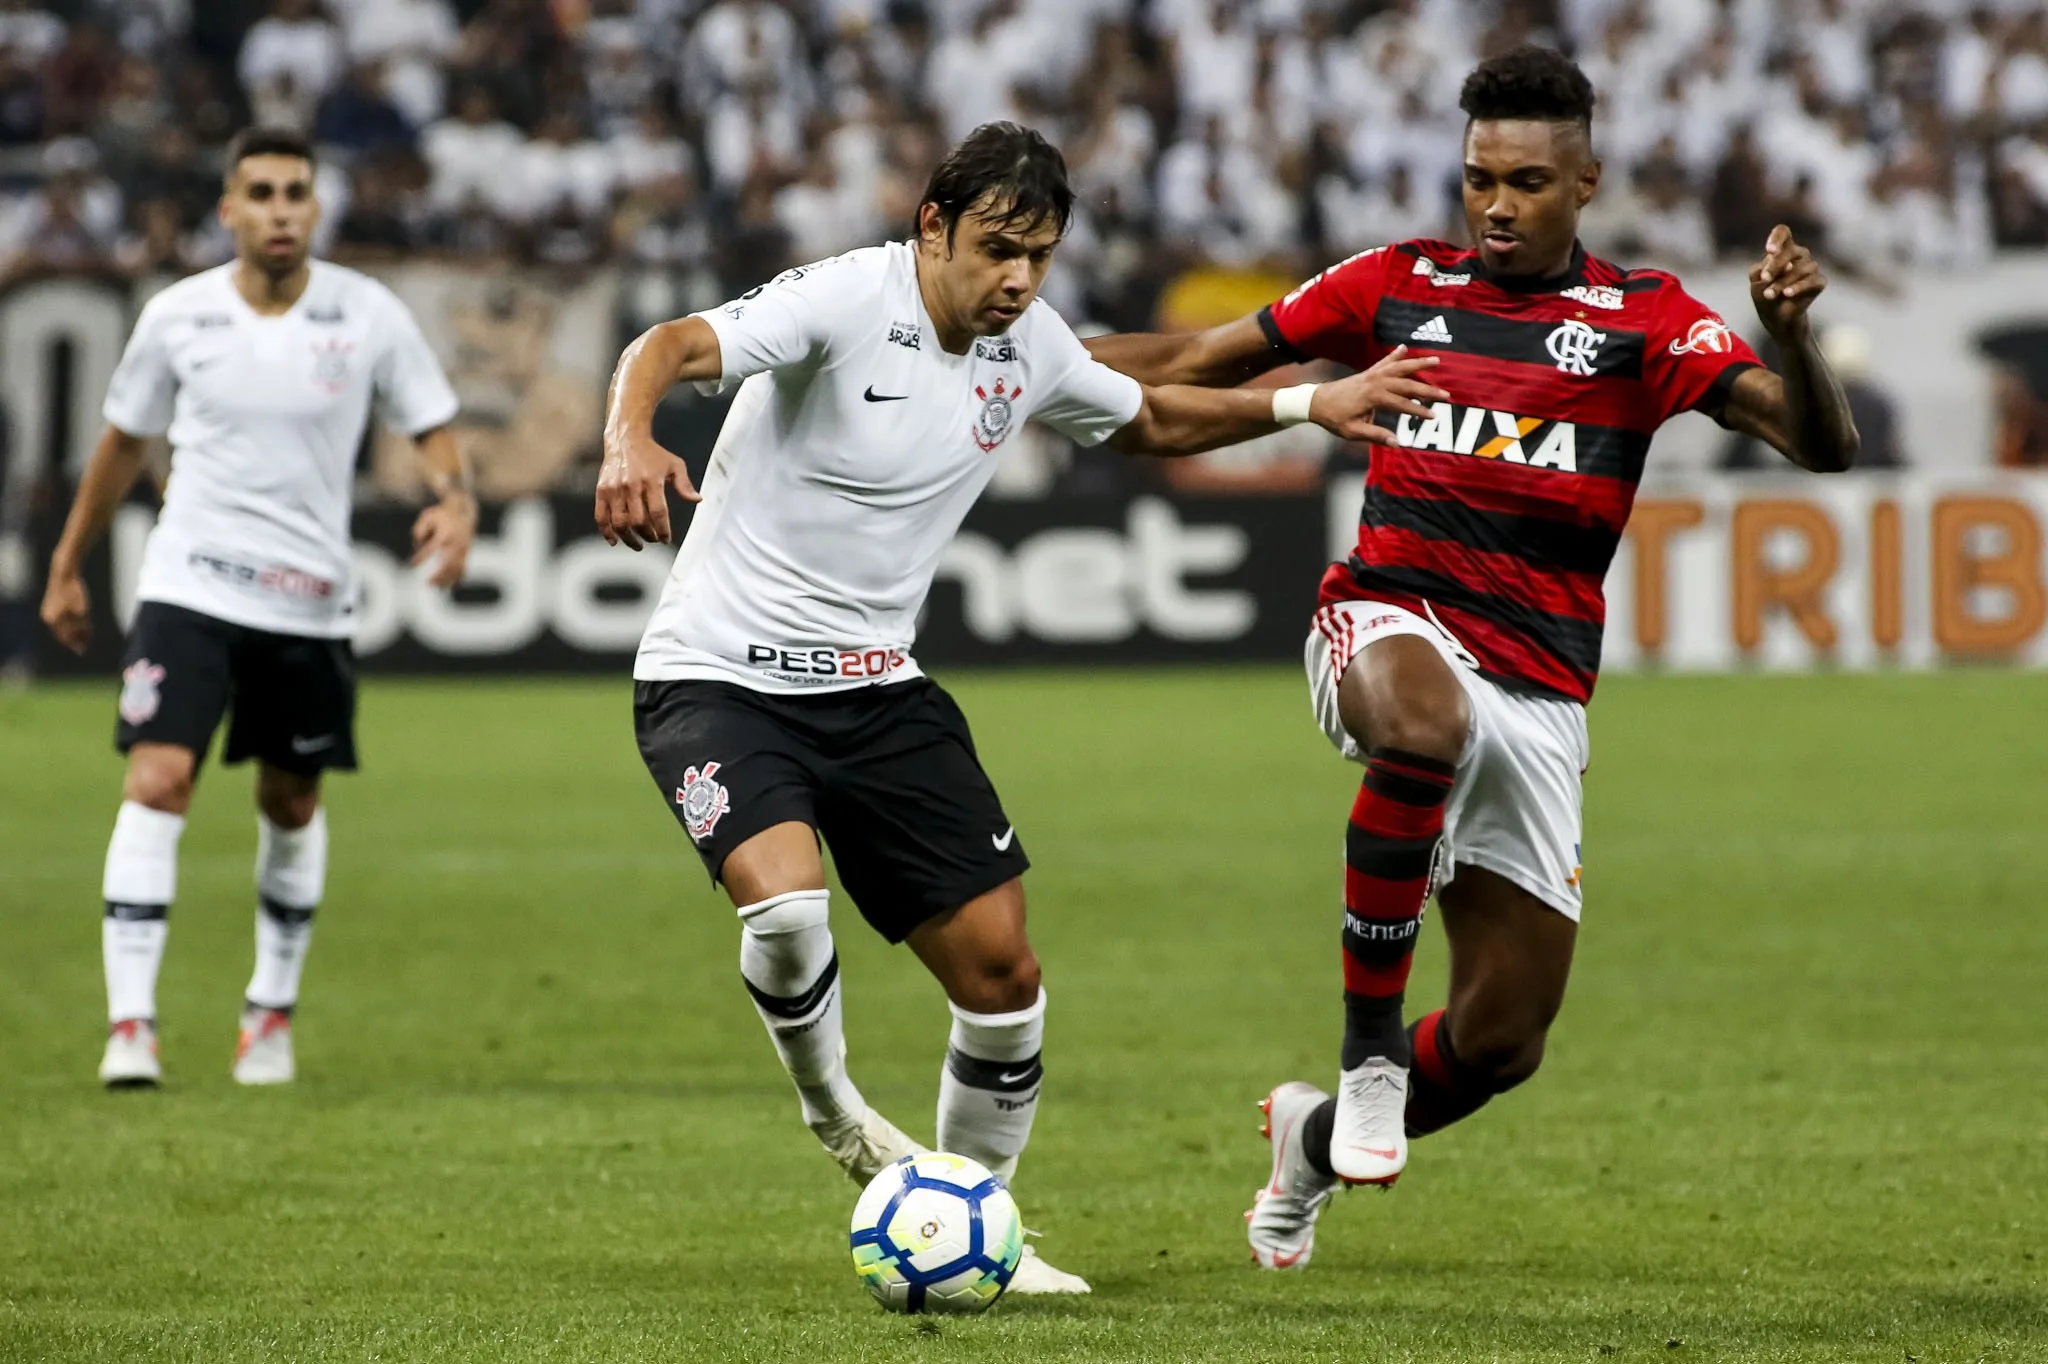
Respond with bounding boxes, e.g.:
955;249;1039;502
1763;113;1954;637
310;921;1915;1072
1322;634;1469;1183
234;764;327;1085
905;879;1085;1294
99;742;198;1087
1408;865;1575;1135
905;878;1042;1181
721;822;922;1184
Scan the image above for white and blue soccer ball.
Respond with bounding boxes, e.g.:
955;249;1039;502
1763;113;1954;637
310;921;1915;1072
848;1152;1024;1313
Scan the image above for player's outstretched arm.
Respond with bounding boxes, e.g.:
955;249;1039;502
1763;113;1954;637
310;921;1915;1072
1108;346;1446;457
1085;314;1288;388
597;317;722;550
40;424;150;654
407;425;477;588
1720;226;1860;474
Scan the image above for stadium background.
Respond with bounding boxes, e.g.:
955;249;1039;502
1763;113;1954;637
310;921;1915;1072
3;0;2048;677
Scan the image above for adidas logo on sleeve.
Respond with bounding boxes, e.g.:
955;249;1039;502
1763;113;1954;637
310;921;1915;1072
1410;315;1454;344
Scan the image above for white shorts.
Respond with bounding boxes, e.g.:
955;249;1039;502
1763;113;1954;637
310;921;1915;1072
1306;600;1590;920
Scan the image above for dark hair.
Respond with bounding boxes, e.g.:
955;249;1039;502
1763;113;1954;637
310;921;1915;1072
224;127;316;179
1458;46;1596;132
919;121;1074;242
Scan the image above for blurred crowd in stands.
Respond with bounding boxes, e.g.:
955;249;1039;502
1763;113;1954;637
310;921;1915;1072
1;0;2046;324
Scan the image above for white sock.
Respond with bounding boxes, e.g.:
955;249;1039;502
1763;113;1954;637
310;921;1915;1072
937;988;1046;1182
246;810;326;1012
738;889;865;1132
101;801;184;1024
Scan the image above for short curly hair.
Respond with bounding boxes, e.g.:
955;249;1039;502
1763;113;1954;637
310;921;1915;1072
1458;46;1596;131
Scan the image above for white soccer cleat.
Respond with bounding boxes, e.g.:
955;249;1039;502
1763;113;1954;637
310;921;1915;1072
99;1019;161;1088
816;1106;927;1186
1008;1243;1090;1295
233;1007;295;1086
1330;1056;1408;1185
1247;1081;1337;1269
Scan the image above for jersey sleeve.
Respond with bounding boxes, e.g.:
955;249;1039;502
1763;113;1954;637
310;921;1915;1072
1641;283;1762;425
101;297;178;437
693;255;862;392
373;291;461;436
1258;246;1391;367
1027;307;1144;447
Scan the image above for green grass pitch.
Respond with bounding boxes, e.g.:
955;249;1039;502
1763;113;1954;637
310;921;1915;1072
2;668;2045;1363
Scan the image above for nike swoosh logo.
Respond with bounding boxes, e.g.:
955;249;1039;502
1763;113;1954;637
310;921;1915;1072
1356;1147;1399;1160
1269;1246;1307;1268
863;386;908;402
290;735;337;754
992;826;1015;851
996;1069;1036;1085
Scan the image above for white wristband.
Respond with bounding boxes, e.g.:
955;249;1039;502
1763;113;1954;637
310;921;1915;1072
1272;383;1319;426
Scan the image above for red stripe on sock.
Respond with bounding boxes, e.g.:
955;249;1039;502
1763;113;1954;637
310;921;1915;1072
1410;1009;1452;1088
1350;784;1448;842
1344;867;1430;916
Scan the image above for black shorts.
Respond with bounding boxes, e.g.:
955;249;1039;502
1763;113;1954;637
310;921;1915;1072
115;602;359;776
634;677;1028;942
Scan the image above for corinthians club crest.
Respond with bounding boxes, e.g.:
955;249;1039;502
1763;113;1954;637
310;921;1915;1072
311;338;354;394
675;762;730;842
971;378;1022;452
120;658;165;725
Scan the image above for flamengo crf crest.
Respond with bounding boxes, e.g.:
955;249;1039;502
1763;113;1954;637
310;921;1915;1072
971;378;1022;452
676;762;730;842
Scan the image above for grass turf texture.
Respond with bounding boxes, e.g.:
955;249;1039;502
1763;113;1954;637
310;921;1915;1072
2;669;2044;1363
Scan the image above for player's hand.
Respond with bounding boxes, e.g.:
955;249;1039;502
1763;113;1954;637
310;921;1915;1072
411;493;476;589
1309;345;1449;444
1750;225;1826;342
40;565;91;655
595;429;700;551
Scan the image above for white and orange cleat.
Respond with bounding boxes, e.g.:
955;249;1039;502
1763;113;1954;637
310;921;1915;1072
99;1018;161;1088
1246;1081;1337;1269
1330;1057;1408;1185
233;1006;295;1086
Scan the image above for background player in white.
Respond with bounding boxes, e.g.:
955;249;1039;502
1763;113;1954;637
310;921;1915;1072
40;129;475;1090
597;123;1445;1293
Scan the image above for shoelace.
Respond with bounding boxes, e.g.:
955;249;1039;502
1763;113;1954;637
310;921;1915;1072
1340;1066;1406;1136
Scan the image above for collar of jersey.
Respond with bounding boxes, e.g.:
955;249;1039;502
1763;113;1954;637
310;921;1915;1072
1470;239;1589;294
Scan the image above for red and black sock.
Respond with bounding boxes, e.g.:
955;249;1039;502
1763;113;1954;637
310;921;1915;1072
1340;746;1455;1070
1302;1006;1500;1174
1404;1008;1500;1137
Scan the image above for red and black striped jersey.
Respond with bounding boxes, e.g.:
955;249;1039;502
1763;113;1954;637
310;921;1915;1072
1263;239;1761;704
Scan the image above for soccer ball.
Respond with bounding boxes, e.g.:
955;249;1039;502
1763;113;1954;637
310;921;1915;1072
848;1152;1024;1313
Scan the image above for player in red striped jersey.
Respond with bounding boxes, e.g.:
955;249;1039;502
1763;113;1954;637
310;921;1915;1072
1090;45;1860;1268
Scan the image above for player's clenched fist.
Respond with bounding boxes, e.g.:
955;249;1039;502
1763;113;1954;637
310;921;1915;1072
595;430;700;551
1750;225;1827;341
1309;345;1450;445
40;569;91;654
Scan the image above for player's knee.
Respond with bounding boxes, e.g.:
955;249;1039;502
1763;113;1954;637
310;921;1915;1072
1370;691;1470;765
123;752;195;815
949;946;1041;1015
256;776;321;830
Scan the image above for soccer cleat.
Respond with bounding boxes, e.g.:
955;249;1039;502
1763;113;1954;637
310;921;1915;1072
1330;1056;1408;1185
233;1006;295;1086
99;1019;161;1088
816;1106;926;1186
1247;1081;1337;1269
1008;1243;1090;1295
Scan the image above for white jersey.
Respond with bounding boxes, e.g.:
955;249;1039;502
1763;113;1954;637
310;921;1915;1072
104;261;459;638
634;241;1143;692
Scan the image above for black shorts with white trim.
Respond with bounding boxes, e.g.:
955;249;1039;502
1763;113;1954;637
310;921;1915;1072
633;677;1028;942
